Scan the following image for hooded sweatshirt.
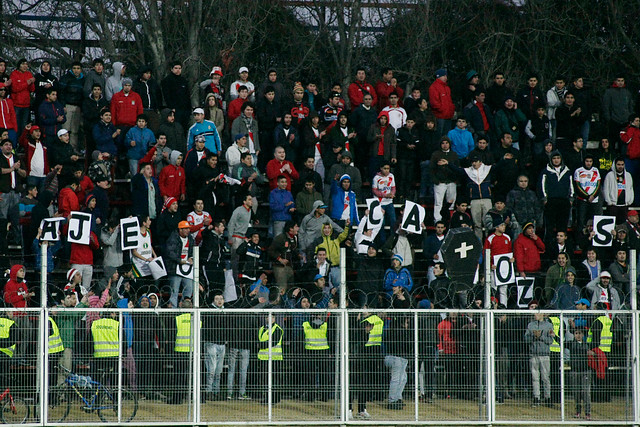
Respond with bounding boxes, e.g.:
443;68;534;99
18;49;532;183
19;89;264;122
603;161;634;206
539;151;574;200
157;108;186;154
83;66;107;97
3;265;29;308
158;150;186;199
105;61;124;101
367;110;397;159
299;200;344;251
330;174;360;224
34;61;59;109
9;67;35;108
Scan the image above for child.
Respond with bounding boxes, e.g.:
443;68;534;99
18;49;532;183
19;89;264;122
19;184;38;216
449;198;473;229
125;114;155;177
565;328;593;420
525;104;551;156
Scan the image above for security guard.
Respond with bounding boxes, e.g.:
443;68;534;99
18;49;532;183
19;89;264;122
0;312;18;389
169;298;194;404
587;312;613;353
48;316;64;388
302;314;331;401
548;315;570;403
258;315;283;404
361;311;384;400
91;311;120;386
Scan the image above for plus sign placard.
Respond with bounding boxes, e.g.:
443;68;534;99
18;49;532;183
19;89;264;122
441;227;482;284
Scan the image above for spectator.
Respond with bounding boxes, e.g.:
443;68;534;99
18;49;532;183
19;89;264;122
232;152;266;212
200;66;225;109
608;249;629;296
131;162;162;220
156;197;181;245
313;220;351;289
270;175;295;237
544;252;571;305
563;136;586;172
3;265;33;308
384;313;411;409
506;174;543;227
545;76;567;138
381;91;407;132
565;328;594;420
273;112;300;167
351;93;378;173
158;150;186;201
556;93;586;154
375;68;403;110
266;146;299;191
165;221;195;307
237;229;265;281
486;71;513;114
430;137;459;222
437;312;462;397
256;86;279;162
0;84;17;144
549;266;580;309
463;89;495;142
299;200;342;253
603;157;633;224
514;222;546;277
132;65;162;132
620;114;640;204
57;176;79;218
33;60;59;114
395;116;420;201
125;114;155;177
229;66;255;101
105;61;126;101
268;219;301;291
49;128;80;171
454;153;494;240
525;104;552;156
418;115;439;203
484;219;513;306
484;198;520;238
231;102;260;164
203;92;224;137
329;174;359;227
160;61;191;132
516;73;545;120
540;150;573;238
449;198;473;229
573;154;602;232
301;112;328;179
495;96;527;151
545;230;575;266
58;61;85;150
348;67;377;111
111;78;143;147
158;109;186;154
187;107;222;155
83;58;106;97
579;247;601;283
428;68;455;136
38;87;66;145
524;310;554;407
9;58;35;135
92;108;119;157
227;193;254;270
201;220;228;295
585;271;620;310
186;198;212;243
383;254;413;298
24;125;49;189
100;218;123;270
82;84;109;153
295;177;323;220
403;86;422;115
602;74;634;147
448;117;475;162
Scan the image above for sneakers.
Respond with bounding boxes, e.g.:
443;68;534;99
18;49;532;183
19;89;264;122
238;393;251;400
356;409;371;419
387;400;405;410
585;413;591;421
574;412;582;418
226;394;233;400
348;409;353;420
531;398;541;407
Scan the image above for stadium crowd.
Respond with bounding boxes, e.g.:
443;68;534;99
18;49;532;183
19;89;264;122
0;57;637;417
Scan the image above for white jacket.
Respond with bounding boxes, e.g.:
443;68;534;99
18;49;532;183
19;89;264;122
603;164;634;206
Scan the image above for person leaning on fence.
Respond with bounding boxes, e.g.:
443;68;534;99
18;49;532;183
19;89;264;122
524;309;554;408
257;314;284;405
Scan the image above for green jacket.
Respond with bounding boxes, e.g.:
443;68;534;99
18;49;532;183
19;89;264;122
56;302;89;349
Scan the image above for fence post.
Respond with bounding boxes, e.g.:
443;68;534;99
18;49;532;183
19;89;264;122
118;310;123;422
40;307;48;425
414;311;419;421
487;310;494;423
40;241;47;308
631;249;637;311
341;308;349;423
634;310;640;425
484;249;491;309
560;312;565;422
192;246;201;424
340;248;346;309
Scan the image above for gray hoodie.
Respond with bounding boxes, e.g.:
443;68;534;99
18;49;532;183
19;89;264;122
299;200;343;251
524;317;554;356
105;62;125;101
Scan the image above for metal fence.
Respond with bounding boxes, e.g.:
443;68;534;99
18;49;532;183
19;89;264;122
0;307;638;426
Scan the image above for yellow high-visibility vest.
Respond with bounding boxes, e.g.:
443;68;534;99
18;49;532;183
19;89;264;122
0;318;16;358
303;321;329;350
549;316;561;353
91;318;119;358
362;315;383;347
587;315;613;353
48;317;64;354
258;323;283;361
174;313;192;353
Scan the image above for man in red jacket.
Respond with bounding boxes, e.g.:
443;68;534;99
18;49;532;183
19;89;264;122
266;146;299;191
70;231;100;293
484;218;514;306
514;222;546;277
375;68;404;110
58;177;80;218
348;68;377;111
429;68;455;137
9;58;35;135
110;78;143;143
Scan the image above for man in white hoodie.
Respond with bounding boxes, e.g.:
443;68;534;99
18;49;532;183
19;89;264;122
603;157;634;224
105;62;125;101
226;133;248;173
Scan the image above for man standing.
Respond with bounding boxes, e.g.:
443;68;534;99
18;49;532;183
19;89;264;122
514;222;546;278
0;139;26;253
132;65;163;133
269;220;301;291
9;58;35;135
187;107;222;156
540;151;573;238
375;68;403;110
524;311;554;408
603;157;633;224
602;74;634;147
348;67;377;111
58;61;85;150
428;68;455;136
38;88;66;146
381;92;407;132
165;221;195;308
110;78;143;148
430;137;459;222
161;61;191;132
573;154;602;231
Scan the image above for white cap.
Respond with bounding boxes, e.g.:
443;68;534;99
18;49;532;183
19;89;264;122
239;66;249;74
192;108;205;115
600;271;612;278
57;129;69;137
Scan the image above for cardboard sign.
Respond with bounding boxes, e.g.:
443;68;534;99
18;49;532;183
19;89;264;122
67;212;92;245
593;215;616;247
40;218;65;241
401;200;425;234
516;277;535;308
149;257;167;280
176;262;194;279
366;198;384;230
493;252;515;287
120;217;141;250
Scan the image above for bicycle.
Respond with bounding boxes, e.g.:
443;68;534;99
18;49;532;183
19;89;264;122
0;386;28;424
49;365;137;423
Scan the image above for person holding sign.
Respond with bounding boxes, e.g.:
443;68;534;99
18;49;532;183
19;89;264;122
131;215;157;278
484;219;514;306
371;162;395;241
165;221;195;308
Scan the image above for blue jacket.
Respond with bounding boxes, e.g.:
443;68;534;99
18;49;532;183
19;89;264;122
269;188;294;221
131;173;162;218
539;152;574;200
37;100;66;139
187;120;222;153
92;121;118;156
329;179;360;225
117;299;134;348
447;127;475;159
383;267;414;296
125;126;155;160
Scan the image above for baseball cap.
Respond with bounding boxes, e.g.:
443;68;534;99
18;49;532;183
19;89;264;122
628;210;638;217
313;274;324;281
575;298;591;307
57;129;69;137
210;66;223;77
600;271;612;278
178;221;190;229
192;108;205;115
239;66;249;74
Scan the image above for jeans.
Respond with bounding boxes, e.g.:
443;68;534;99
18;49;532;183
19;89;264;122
169;274;193;308
433;182;456;221
530;355;551;399
580;120;591;144
571;371;592;414
62;104;82;151
227;348;250;396
70;264;93;295
436;118;452;138
379;203;396;243
384;355;408;402
128;158;139;178
204;342;226;393
470;198;492;241
15;106;30;135
419;160;433;199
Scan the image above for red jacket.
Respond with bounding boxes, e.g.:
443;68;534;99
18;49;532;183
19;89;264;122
437;318;458;354
3;264;29;308
429;78;455;119
58;187;80;217
110;90;143;126
514;233;545;273
375;81;404;110
9;69;35;108
70;231;99;265
348;80;377;111
620;124;640;160
158;164;186;199
77;175;94;206
266;159;299;191
483;232;512;264
26;140;49;176
0;98;17;131
227;97;245;127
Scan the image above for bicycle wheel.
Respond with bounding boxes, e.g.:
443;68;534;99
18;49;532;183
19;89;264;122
1;397;29;424
97;388;137;423
48;384;71;422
